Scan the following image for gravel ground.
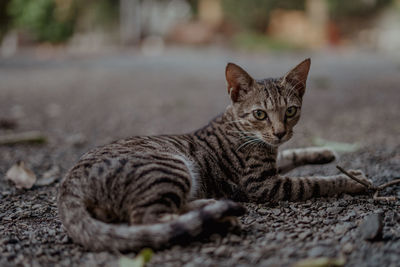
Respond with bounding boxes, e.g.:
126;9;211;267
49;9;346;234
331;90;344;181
0;47;399;266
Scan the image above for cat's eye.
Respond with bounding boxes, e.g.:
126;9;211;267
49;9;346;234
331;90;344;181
285;106;297;118
253;110;267;120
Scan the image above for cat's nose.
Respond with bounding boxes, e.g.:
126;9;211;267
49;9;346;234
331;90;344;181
273;131;286;139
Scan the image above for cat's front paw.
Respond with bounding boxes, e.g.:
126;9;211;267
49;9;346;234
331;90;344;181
345;169;373;194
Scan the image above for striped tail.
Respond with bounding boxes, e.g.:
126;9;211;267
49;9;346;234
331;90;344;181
57;195;246;251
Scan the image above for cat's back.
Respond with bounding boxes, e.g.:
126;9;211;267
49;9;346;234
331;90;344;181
63;134;195;186
79;135;189;161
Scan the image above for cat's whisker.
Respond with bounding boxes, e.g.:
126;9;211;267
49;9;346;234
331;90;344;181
251;139;264;150
248;140;260;151
237;136;257;141
236;137;261;152
236;138;257;152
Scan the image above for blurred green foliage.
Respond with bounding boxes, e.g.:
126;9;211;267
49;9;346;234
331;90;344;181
0;0;11;39
6;0;118;43
187;0;199;15
8;0;78;43
233;31;303;51
222;0;305;32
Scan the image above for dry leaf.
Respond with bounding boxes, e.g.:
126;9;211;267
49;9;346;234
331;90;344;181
6;161;37;189
0;131;46;145
36;165;60;186
294;257;345;267
119;248;153;267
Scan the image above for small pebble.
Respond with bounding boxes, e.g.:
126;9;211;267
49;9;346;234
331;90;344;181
342;243;354;254
359;213;384;241
257;208;269;215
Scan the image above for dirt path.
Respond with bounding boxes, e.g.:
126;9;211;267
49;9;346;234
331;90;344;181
0;48;399;266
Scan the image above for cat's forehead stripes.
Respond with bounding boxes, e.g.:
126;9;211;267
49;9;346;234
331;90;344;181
255;79;288;110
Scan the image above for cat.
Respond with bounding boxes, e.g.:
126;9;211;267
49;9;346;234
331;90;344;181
58;58;371;251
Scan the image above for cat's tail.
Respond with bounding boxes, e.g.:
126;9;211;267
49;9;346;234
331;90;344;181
58;192;246;251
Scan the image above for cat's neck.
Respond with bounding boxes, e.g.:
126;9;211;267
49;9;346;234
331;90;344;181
207;105;278;157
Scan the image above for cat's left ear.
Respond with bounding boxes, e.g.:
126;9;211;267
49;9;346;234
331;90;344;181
281;58;311;97
226;63;254;102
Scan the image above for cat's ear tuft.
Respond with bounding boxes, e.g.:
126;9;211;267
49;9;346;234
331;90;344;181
225;63;254;102
282;58;311;97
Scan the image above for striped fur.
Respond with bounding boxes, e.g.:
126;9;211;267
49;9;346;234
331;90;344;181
58;59;371;251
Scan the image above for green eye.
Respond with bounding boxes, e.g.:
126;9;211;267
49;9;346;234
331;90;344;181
253;110;267;120
285;106;297;118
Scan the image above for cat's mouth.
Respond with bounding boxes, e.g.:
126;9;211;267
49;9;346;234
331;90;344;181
255;132;292;147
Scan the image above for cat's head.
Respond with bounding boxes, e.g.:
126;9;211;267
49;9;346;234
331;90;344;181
225;59;311;146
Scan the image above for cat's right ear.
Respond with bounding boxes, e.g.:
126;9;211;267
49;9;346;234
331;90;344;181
225;63;254;102
281;58;311;98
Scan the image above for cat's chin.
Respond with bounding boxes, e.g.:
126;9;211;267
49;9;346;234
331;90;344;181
269;141;283;147
267;138;289;147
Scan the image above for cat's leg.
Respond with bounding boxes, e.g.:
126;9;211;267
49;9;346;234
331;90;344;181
277;147;337;174
181;199;243;232
242;169;372;203
181;199;218;213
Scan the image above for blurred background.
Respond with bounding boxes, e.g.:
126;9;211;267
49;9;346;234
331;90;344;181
1;0;400;54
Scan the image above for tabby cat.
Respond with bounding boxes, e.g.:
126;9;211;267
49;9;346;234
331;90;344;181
58;59;371;251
